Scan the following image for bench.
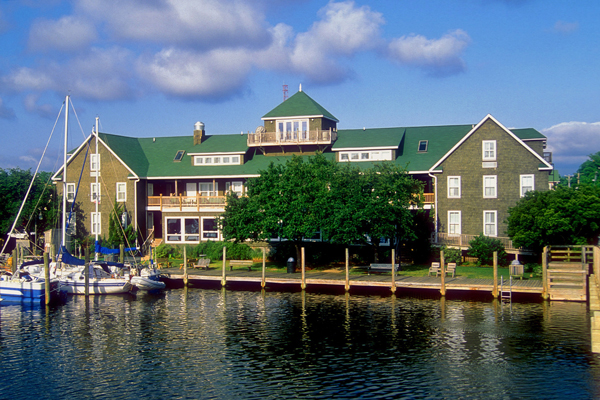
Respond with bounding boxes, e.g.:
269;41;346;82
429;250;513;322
229;260;254;271
194;258;211;270
446;262;456;278
156;257;171;269
368;263;399;275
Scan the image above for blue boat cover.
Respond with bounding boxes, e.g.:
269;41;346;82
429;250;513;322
94;241;138;255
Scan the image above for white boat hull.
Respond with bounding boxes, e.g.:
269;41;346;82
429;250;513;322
131;276;166;291
59;278;133;295
0;277;61;302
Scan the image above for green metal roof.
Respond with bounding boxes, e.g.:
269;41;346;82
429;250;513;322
511;128;546;140
262;91;338;122
334;127;404;149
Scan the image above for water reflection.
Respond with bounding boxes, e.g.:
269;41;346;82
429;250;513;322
0;290;599;399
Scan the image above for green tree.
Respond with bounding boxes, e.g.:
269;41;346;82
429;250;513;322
574;151;600;186
105;201;136;249
0;168;57;239
507;185;600;251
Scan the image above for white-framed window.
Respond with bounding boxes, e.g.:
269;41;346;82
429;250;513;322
193;155;241;166
165;217;200;243
202;217;220;240
482;140;496;161
447;176;461;198
339;150;392;162
199;182;217;196
418;140;428;152
448;211;461;235
276;119;309;141
66;183;76;202
116;182;126;202
226;181;243;196
90;154;100;171
91;182;101;203
520;174;534;197
483;210;497;237
91;212;101;235
483;175;497;198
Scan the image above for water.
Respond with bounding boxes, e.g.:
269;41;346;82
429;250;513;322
1;288;599;399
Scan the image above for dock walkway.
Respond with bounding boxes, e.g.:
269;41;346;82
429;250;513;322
159;267;543;295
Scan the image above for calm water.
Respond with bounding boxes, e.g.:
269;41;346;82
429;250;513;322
1;288;599;399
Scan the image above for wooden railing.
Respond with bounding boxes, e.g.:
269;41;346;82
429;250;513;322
148;195;227;211
434;232;516;251
247;129;337;146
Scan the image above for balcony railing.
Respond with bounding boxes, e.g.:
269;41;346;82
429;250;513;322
247;129;337;147
433;232;516;251
148;195;227;211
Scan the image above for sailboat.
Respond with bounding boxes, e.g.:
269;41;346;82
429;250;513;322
51;97;133;295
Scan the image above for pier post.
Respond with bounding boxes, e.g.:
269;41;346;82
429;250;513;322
301;247;306;290
119;244;124;264
391;248;396;294
12;248;17;273
85;247;90;296
221;246;227;287
44;252;50;305
493;251;498;298
183;246;188;286
345;248;350;292
261;247;266;288
542;246;549;300
592;311;600;353
440;250;446;296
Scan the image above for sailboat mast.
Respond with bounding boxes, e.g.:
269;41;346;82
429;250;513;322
62;95;69;250
95;116;99;261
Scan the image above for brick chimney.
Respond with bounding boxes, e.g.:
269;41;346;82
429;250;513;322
194;121;205;145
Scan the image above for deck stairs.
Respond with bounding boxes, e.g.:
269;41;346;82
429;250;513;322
547;262;587;301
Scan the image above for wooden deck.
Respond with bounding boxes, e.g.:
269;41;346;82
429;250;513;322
159;267;543;295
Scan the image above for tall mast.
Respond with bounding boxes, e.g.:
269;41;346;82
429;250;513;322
94;116;99;261
61;95;69;250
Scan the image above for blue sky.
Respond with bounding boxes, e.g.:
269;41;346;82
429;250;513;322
0;0;598;176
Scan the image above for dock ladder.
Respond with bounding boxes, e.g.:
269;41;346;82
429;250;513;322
500;276;512;303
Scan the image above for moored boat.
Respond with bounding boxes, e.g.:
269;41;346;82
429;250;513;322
130;265;166;291
0;260;61;303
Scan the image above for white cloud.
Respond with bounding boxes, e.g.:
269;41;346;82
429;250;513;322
543;121;600;173
0;97;16;120
137;47;253;99
552;20;579;34
76;0;271;50
3;47;136;101
388;29;471;76
28;16;98;52
289;1;384;83
24;94;56;119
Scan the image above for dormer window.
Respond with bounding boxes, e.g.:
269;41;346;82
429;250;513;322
418;140;428;152
193;154;242;166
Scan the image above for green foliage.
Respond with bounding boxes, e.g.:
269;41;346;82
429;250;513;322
507;185;600;251
155;243;178;258
106;201;137;248
441;246;462;264
525;263;542;277
0;168;57;236
189;241;259;261
468;234;507;266
220;153;424;263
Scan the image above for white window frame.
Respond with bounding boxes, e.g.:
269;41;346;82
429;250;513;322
520;174;534;197
91;182;101;203
448;211;461;235
483;175;497;199
90;154;100;171
199;182;217;197
276;118;309;141
447;176;461;198
483;210;497;237
226;181;243;196
201;216;220;240
116;182;127;202
338;150;392;162
482;140;496;161
66;183;76;202
193;155;241;166
91;212;101;235
165;217;201;244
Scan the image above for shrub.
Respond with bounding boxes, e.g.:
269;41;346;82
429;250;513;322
155;243;178;258
468;234;507;266
441;246;462;264
189;241;259;261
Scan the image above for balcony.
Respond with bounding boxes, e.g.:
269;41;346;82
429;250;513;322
148;195;227;211
247;129;337;147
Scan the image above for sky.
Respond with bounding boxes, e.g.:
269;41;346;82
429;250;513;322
0;0;599;176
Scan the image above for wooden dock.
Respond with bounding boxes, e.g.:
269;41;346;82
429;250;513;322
159;267;543;296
